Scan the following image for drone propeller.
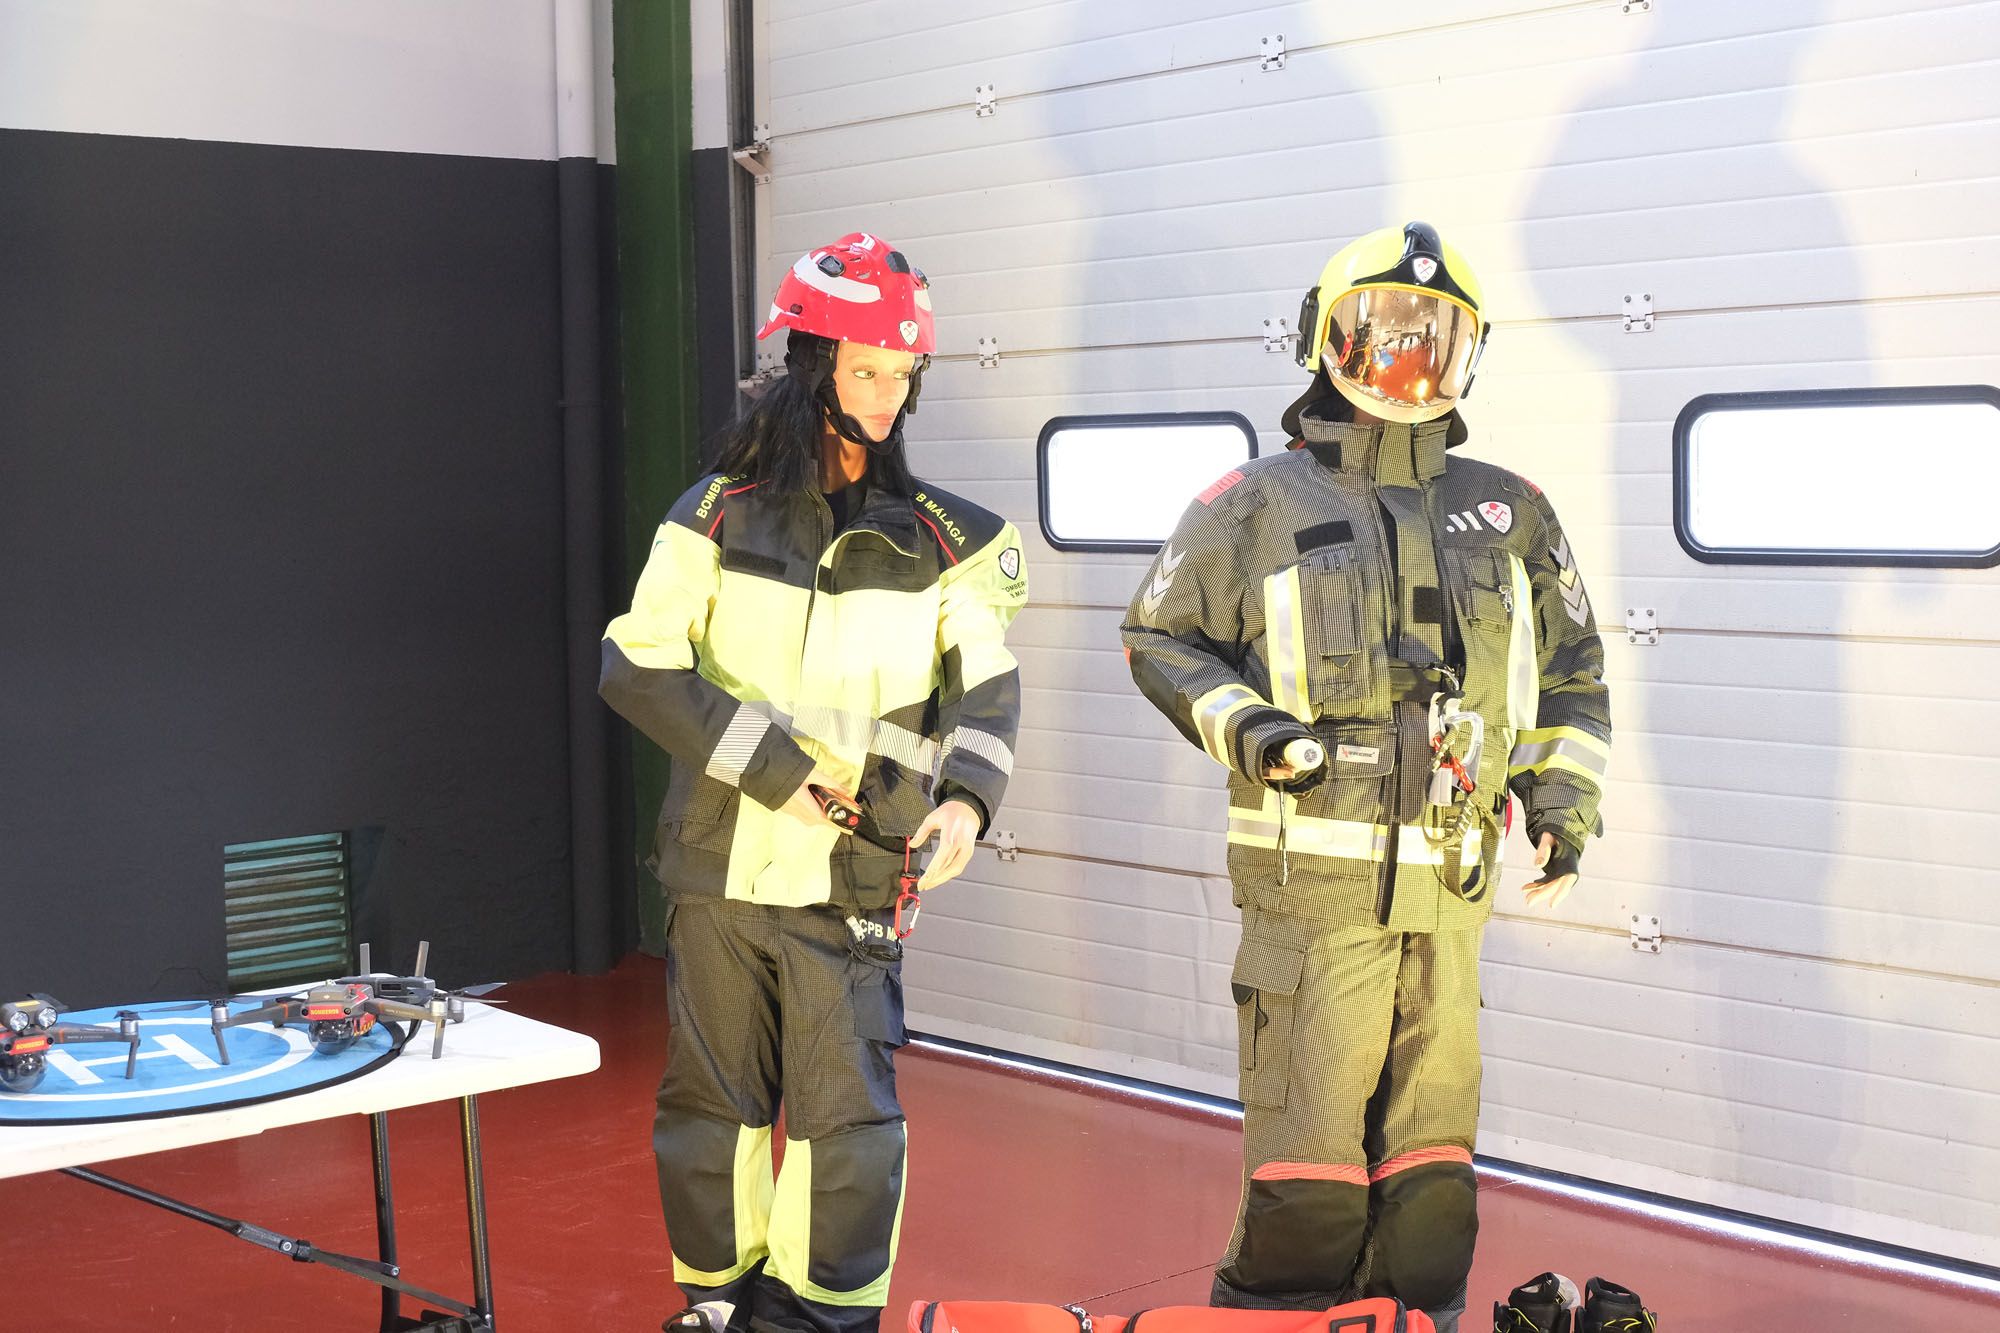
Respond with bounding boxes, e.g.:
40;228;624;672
154;994;301;1013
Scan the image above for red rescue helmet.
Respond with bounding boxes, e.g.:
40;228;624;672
756;232;936;355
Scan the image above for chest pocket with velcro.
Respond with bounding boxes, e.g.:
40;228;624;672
1443;545;1524;757
1304;546;1377;721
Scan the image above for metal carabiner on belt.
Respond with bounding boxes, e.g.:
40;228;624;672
1424;681;1485;847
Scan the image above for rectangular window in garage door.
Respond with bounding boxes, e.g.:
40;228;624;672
1675;385;2000;567
1038;411;1258;553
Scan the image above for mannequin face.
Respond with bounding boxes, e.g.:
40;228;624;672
830;342;917;442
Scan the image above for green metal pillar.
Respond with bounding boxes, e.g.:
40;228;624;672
613;0;699;952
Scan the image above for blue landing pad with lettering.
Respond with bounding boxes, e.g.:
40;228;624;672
0;998;409;1127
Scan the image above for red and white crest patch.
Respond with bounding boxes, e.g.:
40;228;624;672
1413;256;1438;284
1479;500;1514;533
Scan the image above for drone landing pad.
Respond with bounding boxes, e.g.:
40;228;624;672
0;999;408;1127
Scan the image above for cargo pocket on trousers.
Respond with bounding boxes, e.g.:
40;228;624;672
850;963;908;1049
1231;936;1306;1110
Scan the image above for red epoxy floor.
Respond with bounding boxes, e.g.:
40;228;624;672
4;954;1994;1330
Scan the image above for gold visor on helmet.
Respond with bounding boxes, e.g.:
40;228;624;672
1323;285;1484;424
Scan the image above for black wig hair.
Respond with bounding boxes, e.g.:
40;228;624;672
709;335;918;497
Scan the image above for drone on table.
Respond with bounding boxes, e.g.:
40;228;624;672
195;941;499;1063
0;997;142;1094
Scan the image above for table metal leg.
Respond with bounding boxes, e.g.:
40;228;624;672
371;1112;402;1332
459;1094;497;1328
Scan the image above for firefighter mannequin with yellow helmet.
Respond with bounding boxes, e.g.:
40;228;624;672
1122;223;1612;1329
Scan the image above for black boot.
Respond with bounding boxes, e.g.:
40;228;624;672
1577;1278;1655;1332
1492;1272;1577;1333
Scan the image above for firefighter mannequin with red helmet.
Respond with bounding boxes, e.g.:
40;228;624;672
1122;223;1612;1330
602;233;1029;1333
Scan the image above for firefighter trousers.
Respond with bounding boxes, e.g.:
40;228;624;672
1214;906;1484;1331
657;897;908;1333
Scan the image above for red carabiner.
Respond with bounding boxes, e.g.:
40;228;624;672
894;838;922;939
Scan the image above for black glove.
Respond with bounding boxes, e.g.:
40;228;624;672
1528;826;1582;881
1260;736;1327;795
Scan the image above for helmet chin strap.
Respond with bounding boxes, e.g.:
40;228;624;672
785;331;925;457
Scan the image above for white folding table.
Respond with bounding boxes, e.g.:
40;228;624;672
1;1002;600;1332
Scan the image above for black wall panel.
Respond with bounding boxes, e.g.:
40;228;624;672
0;128;576;1004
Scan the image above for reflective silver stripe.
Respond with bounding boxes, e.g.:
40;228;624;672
1396;828;1484;866
791;703;940;774
871;720;939;774
1194;683;1259;763
1227;809;1482;866
944;726;1015;776
1507;552;1537;733
1507;735;1611;780
1228;808;1386;860
706;704;770;786
1263;566;1310;722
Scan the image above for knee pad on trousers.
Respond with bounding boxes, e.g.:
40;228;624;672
1361;1161;1478;1311
658;1113;774;1279
1217;1176;1368;1299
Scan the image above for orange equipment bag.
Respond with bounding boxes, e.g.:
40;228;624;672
907;1299;1435;1333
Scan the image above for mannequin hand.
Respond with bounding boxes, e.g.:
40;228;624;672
1521;832;1579;909
911;800;980;891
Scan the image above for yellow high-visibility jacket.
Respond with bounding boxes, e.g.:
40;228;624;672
601;473;1028;909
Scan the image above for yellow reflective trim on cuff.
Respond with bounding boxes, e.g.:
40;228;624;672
1513;752;1608;787
1509;726;1611;782
1516;725;1610;759
1263;565;1312;722
1192;683;1262;766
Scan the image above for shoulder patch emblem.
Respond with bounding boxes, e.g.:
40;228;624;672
998;546;1020;580
1197;468;1247;506
1479;500;1514;533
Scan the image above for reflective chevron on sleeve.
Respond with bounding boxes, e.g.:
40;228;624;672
1551;533;1590;626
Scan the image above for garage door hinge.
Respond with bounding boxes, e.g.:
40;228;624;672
1259;34;1287;72
1624;606;1658;646
1630;914;1662;953
977;337;1001;369
1623;291;1654;332
974;84;997;117
993;830;1019;862
1623;1;1652;13
1262;316;1293;353
731;125;771;183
